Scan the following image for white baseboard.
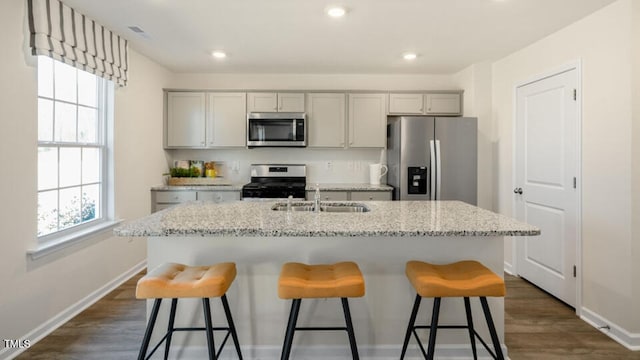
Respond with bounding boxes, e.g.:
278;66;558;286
0;260;147;360
581;307;640;351
504;261;515;275
164;344;508;359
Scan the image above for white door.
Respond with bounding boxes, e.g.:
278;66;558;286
515;68;579;307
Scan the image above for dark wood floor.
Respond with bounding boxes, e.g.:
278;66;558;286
16;273;640;359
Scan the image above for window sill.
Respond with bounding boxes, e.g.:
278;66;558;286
28;219;123;260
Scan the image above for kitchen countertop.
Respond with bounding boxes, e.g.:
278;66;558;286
305;183;393;191
114;200;539;238
151;183;392;192
151;184;244;191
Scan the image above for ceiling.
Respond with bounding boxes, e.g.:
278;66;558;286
62;0;616;74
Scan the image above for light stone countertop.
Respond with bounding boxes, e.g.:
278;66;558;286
151;184;244;191
305;183;393;191
151;183;391;192
114;200;539;238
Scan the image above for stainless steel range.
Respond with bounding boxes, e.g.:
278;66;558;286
242;164;306;201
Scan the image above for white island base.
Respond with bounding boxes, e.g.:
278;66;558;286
145;235;506;360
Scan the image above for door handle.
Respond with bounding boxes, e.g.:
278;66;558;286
513;187;523;195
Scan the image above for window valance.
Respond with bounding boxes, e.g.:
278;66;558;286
28;0;129;86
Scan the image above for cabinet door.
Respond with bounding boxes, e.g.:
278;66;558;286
207;93;247;147
278;93;305;112
348;94;387;148
152;190;197;212
350;191;392;201
306;191;349;201
307;93;346;147
388;93;424;114
247;92;277;112
166;92;206;147
424;93;461;115
197;191;241;203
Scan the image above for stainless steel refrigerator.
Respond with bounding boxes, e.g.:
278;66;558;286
386;116;477;204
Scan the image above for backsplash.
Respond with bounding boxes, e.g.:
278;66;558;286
167;148;386;185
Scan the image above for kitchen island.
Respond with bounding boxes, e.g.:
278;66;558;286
115;200;538;359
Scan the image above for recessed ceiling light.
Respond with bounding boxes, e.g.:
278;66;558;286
327;7;346;18
212;51;227;59
403;53;417;60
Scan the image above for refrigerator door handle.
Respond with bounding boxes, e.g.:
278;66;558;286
435;139;442;200
430;140;436;200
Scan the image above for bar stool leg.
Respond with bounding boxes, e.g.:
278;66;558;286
138;298;162;360
163;298;178;360
341;298;360;360
463;297;478;360
479;297;505;360
400;294;421;360
202;298;217;360
281;299;301;360
221;294;243;360
425;297;441;360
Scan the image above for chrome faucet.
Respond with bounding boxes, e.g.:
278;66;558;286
314;184;321;213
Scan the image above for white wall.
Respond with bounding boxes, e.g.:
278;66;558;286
166;73;461;185
0;1;170;354
492;0;636;332
631;0;640;333
452;62;494;210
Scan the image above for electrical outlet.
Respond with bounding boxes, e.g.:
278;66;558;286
325;161;333;170
347;161;354;171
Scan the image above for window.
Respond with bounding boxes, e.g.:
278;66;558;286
37;56;113;239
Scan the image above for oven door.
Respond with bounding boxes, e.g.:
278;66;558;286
247;113;306;147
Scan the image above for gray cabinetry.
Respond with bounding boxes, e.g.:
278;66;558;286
152;189;240;213
305;190;391;201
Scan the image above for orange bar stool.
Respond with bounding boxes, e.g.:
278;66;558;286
136;262;243;360
400;260;506;360
278;261;365;360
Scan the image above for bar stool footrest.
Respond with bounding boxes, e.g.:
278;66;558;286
410;325;499;360
142;327;232;360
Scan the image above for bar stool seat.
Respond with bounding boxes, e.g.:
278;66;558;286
136;262;242;360
137;262;237;299
405;260;506;298
400;260;506;360
278;261;365;360
279;261;365;299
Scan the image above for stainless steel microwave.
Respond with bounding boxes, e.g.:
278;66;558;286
247;112;307;148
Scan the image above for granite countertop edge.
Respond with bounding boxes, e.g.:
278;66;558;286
151;183;393;192
114;200;540;238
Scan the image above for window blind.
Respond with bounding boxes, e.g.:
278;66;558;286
28;0;129;86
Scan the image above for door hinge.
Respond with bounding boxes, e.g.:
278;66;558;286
573;265;577;278
573;89;577;101
573;177;577;189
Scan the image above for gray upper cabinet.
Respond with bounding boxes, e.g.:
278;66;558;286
165;91;246;149
306;93;346;148
348;93;387;148
424;93;461;115
166;92;206;147
388;92;462;116
206;93;247;147
388;93;424;114
247;92;305;112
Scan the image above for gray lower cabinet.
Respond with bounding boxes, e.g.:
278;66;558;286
350;191;392;201
152;190;240;212
306;190;391;201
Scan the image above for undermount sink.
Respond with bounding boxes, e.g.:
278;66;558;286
320;205;369;213
271;205;315;212
271;203;370;213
